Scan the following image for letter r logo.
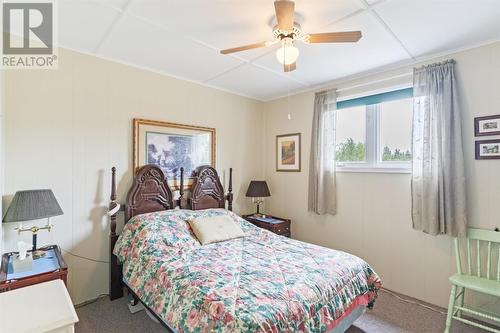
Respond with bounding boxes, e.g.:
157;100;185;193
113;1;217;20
3;3;53;54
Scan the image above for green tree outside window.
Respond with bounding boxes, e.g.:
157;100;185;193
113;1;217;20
336;138;411;162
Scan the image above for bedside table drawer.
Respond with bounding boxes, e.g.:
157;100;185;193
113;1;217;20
251;221;274;232
242;215;291;238
273;224;290;235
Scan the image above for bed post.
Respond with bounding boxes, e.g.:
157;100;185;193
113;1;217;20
109;167;123;300
178;167;185;208
226;168;233;211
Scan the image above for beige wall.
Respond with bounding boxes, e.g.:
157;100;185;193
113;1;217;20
2;48;264;304
263;42;500;309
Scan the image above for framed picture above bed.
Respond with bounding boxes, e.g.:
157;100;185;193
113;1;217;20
276;133;301;172
474;115;500;136
133;118;215;188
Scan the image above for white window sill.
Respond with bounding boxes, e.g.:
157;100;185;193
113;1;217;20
336;166;411;174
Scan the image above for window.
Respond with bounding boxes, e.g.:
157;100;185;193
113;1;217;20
379;99;412;162
336;105;366;162
335;88;413;172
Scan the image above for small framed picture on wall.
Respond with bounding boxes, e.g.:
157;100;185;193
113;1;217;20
475;139;500;160
474;115;500;136
276;133;301;172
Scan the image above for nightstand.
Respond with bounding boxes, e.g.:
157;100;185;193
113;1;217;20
242;214;291;237
0;245;68;292
0;279;78;333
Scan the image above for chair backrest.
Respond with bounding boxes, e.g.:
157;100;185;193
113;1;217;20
454;228;500;281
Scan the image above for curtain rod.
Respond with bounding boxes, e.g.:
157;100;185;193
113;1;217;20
413;59;455;73
335;58;453;93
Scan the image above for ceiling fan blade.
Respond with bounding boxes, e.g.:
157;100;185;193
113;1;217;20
307;31;362;43
220;42;269;54
274;0;295;31
284;61;296;72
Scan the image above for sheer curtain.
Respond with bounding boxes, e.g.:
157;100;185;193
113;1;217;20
308;90;337;215
412;60;467;236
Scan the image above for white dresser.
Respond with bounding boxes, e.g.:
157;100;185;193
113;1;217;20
0;279;79;333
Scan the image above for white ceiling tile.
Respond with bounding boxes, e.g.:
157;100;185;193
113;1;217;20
95;0;129;11
98;13;244;83
254;11;410;86
291;0;364;32
127;0;274;61
375;0;500;57
58;1;122;52
207;64;307;101
61;0;129;11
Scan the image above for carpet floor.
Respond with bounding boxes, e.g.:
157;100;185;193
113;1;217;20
75;289;492;333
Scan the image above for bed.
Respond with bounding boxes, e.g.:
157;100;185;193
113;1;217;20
109;165;381;333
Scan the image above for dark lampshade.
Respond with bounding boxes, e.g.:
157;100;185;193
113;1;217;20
245;181;271;198
2;189;63;223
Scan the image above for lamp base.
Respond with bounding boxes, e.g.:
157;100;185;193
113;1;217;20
32;250;46;259
255;202;262;215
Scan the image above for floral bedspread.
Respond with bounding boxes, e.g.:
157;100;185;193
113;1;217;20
114;209;381;333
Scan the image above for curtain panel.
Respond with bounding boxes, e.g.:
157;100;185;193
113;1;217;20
412;60;467;236
308;90;337;215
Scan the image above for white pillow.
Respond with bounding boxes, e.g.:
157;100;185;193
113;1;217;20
188;215;245;245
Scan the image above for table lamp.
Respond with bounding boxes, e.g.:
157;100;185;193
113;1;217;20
2;189;63;259
245;181;271;216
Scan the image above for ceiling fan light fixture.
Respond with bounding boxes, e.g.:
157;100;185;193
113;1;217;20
276;38;299;65
219;0;362;73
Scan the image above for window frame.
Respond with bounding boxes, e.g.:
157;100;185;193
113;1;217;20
335;88;413;174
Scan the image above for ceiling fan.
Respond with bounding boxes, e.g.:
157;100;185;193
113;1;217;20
220;0;362;72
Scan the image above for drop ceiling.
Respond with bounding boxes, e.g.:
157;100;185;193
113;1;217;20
58;0;500;101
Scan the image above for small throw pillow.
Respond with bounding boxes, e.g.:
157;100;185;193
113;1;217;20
188;215;245;245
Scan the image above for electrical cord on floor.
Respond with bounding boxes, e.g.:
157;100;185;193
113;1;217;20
381;288;447;315
75;294;109;308
60;248;110;264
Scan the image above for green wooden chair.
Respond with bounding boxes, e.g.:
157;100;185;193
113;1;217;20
445;228;500;333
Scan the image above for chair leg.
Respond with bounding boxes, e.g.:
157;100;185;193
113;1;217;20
457;287;465;318
445;285;457;333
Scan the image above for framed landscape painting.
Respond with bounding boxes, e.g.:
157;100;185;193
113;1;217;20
475;139;500;160
133;118;215;188
474;115;500;136
276;133;301;172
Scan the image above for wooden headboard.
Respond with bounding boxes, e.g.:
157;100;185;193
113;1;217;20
189;165;228;210
125;165;174;220
109;164;233;300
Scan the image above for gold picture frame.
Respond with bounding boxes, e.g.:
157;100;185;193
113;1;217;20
133;118;216;189
276;133;301;172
